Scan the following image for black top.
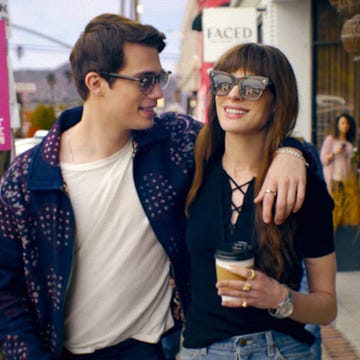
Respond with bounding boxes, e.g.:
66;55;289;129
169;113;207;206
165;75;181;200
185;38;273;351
183;161;335;348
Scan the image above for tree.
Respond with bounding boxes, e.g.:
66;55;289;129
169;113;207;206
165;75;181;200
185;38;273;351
31;104;56;131
63;69;72;84
46;72;57;105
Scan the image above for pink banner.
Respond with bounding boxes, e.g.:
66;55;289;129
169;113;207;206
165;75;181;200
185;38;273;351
0;19;11;150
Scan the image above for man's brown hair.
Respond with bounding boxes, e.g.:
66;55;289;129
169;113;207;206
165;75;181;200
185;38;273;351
70;13;166;100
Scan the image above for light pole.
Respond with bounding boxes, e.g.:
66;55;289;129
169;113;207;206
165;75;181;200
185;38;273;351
134;0;139;22
119;0;139;21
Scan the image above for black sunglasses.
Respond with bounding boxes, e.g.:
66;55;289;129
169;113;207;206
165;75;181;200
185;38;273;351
101;70;171;95
209;70;271;101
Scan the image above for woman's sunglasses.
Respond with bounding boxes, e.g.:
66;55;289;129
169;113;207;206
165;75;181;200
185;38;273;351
209;70;271;101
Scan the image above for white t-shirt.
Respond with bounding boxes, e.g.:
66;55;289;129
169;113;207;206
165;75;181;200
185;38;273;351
61;139;173;354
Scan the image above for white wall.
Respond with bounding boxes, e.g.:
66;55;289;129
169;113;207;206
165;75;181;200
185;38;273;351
261;0;312;141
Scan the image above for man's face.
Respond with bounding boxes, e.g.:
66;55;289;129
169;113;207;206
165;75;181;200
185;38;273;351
104;42;165;131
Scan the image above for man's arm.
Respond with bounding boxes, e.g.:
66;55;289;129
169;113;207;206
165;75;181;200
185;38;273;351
254;138;313;225
0;190;53;359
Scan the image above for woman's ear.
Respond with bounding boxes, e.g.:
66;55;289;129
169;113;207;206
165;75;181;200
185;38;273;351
85;72;105;97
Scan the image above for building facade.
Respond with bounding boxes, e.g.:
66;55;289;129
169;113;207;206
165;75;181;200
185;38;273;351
177;0;360;153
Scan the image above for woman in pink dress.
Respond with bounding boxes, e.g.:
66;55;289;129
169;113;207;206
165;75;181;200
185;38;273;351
320;113;357;229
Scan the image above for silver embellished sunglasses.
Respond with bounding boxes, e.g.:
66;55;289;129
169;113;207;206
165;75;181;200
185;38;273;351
209;70;271;101
101;70;171;95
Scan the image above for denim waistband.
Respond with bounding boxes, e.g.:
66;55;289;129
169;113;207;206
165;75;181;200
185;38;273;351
182;330;312;360
202;330;305;357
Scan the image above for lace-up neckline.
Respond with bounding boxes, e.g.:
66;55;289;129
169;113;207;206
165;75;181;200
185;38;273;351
224;171;253;237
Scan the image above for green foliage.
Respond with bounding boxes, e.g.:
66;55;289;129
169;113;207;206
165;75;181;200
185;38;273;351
31;104;57;131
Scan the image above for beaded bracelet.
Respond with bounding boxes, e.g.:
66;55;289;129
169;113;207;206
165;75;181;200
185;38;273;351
275;148;310;168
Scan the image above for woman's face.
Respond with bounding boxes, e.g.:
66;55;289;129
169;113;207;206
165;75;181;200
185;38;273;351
215;69;274;136
338;116;350;135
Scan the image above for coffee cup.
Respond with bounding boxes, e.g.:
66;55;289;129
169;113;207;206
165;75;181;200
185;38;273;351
215;241;255;301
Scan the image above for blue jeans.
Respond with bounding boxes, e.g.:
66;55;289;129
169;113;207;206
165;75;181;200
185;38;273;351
180;331;313;360
162;329;182;359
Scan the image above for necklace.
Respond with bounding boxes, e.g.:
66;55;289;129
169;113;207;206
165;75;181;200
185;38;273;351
66;133;135;163
67;133;75;163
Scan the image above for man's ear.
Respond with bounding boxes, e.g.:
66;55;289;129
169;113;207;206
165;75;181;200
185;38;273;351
85;72;105;96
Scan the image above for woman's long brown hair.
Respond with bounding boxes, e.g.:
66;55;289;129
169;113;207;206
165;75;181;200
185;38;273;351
186;43;301;284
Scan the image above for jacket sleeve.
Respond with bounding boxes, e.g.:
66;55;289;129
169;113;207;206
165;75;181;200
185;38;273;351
0;188;54;359
320;135;334;166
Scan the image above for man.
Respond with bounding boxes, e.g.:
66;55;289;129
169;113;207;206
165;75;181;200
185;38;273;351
0;14;309;360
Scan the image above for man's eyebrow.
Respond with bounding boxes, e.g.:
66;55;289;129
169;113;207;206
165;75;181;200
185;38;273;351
135;70;163;76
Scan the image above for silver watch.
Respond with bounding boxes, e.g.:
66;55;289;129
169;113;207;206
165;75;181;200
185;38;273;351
268;284;294;319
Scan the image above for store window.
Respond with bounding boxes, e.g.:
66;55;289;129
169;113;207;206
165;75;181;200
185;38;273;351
313;0;360;151
313;0;360;269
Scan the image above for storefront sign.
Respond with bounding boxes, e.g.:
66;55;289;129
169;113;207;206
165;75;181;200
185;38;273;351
0;19;11;150
203;7;257;62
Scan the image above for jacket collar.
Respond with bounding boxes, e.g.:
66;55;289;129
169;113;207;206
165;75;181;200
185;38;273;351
132;113;171;147
27;107;170;190
28;107;83;190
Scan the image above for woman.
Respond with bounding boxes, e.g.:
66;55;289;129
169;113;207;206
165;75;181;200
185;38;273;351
320;113;356;191
320;113;358;230
181;43;336;360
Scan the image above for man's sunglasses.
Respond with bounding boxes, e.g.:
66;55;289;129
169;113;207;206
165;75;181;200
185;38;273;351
209;70;271;101
101;70;171;95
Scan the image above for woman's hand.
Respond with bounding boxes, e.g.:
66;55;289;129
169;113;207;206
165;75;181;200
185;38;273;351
334;143;346;156
216;254;337;326
254;148;307;225
327;144;346;162
216;267;286;310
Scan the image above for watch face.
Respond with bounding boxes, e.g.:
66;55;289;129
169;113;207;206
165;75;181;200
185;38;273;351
278;290;294;318
279;299;294;318
268;286;294;319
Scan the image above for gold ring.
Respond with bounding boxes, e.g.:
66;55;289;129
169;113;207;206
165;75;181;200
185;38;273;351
242;282;252;292
265;189;277;197
249;269;256;280
242;299;247;308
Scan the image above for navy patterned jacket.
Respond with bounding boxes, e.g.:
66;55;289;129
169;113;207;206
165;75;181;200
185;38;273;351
0;106;202;359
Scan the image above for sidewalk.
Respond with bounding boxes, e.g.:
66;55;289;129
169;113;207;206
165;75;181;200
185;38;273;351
321;271;360;359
